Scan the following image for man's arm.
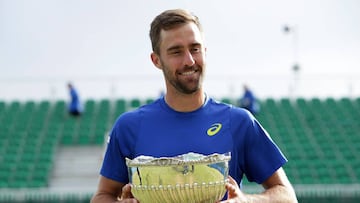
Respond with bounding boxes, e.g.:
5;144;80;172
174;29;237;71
221;167;298;203
91;175;138;203
259;167;297;202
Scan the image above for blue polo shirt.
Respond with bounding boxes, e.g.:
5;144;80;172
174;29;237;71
100;96;287;186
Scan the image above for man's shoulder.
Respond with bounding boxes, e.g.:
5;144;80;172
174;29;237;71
115;98;162;122
208;98;246;112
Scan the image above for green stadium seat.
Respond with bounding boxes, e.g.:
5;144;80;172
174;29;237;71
130;98;141;109
114;99;126;114
145;98;155;104
8;101;21;111
84;99;96;113
0;101;5;112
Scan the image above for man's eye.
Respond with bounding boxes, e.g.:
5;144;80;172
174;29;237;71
170;50;181;55
191;47;201;53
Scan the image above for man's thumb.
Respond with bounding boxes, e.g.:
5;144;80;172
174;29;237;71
121;184;134;199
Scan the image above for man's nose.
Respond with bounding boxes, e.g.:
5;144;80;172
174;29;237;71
183;50;195;66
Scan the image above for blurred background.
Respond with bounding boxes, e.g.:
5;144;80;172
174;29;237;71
0;0;360;202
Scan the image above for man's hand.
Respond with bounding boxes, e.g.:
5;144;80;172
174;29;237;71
91;176;140;203
218;169;298;203
217;176;248;203
119;184;139;202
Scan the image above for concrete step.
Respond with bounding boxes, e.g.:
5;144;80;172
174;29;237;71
49;146;104;191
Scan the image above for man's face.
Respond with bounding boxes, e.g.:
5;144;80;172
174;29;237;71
152;22;206;95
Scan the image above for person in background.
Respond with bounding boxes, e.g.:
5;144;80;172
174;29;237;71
239;84;260;115
91;9;297;203
67;82;82;116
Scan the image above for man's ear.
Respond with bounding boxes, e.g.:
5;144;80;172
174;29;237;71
150;52;162;70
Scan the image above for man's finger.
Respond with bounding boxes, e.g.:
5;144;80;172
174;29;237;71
121;184;134;199
227;176;237;185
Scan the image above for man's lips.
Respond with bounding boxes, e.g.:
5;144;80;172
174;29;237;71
179;70;197;76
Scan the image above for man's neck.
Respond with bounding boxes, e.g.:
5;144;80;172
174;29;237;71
164;90;205;112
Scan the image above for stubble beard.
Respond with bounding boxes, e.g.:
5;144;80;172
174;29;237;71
174;75;202;94
162;64;204;95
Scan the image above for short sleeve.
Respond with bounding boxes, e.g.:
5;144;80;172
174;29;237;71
100;127;129;183
243;116;287;183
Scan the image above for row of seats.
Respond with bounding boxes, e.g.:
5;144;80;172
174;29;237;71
0;98;150;188
252;97;360;185
1;97;360;188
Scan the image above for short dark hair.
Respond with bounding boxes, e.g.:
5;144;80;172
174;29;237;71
149;9;203;54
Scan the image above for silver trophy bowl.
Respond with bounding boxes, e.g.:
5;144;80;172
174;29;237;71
126;152;231;203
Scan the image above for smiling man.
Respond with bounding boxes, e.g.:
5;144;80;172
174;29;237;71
91;9;298;203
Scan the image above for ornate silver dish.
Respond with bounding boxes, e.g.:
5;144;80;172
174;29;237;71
126;152;231;203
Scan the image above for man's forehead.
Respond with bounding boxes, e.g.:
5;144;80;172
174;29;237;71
159;23;204;49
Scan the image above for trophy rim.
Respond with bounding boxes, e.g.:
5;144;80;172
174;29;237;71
126;152;231;167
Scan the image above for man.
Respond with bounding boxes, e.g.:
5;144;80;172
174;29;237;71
91;9;297;203
239;84;259;115
67;83;82;116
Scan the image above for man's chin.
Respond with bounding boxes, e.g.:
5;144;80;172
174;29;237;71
181;86;201;95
